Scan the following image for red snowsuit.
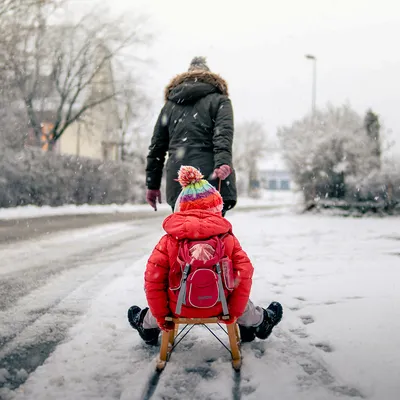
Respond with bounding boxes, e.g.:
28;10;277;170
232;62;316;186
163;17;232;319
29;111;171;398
144;210;254;325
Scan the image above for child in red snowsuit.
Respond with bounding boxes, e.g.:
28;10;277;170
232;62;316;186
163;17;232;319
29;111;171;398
128;166;283;345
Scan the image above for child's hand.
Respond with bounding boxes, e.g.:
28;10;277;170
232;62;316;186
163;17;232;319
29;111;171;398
157;317;175;331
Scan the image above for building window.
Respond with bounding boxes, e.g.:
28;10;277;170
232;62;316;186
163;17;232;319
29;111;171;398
268;180;277;190
102;143;113;161
25;122;55;151
280;180;290;190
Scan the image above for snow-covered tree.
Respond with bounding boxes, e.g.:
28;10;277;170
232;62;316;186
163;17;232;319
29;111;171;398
278;104;379;201
233;120;267;196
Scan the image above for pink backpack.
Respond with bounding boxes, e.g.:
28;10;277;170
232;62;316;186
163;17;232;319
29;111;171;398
171;236;234;316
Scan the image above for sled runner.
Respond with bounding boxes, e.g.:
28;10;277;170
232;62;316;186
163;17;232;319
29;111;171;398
156;316;241;372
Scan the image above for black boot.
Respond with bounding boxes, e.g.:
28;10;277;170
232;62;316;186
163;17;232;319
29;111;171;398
127;306;160;346
238;325;256;343
255;302;283;340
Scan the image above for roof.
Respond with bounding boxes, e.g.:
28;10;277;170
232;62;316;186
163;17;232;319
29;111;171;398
258;152;288;172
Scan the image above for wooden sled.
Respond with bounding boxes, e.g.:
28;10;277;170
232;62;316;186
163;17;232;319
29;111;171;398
156;316;241;372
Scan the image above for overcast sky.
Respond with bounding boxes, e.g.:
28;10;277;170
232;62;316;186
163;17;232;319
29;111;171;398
93;0;399;152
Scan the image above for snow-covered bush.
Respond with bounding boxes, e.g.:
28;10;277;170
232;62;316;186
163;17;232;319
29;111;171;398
0;147;143;208
278;104;381;202
345;161;400;203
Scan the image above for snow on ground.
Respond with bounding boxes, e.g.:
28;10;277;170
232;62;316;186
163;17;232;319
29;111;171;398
2;208;400;400
235;190;302;208
0;191;300;220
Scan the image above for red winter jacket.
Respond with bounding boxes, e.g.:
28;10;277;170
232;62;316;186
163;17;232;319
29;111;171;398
144;210;254;322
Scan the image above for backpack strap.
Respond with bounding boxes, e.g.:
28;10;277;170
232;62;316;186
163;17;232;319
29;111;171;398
215;262;229;316
175;262;191;315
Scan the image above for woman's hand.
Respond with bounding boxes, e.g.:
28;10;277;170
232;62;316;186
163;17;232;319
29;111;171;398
146;189;162;211
212;165;232;180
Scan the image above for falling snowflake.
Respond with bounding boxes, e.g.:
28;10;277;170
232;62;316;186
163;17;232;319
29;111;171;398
176;147;186;160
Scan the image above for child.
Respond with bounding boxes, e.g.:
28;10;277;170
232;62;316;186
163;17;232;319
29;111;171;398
128;166;283;345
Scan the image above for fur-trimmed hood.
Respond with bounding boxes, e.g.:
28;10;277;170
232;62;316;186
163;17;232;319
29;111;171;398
165;70;229;102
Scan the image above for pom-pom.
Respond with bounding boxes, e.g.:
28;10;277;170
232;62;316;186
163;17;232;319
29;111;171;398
188;56;210;72
177;166;203;187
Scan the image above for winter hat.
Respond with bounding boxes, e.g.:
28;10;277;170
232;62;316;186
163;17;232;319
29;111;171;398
188;56;210;72
174;166;223;213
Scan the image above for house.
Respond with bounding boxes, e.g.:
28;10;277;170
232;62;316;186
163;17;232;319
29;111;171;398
258;152;292;191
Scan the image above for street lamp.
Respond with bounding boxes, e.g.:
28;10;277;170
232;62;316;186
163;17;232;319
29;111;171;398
305;54;317;115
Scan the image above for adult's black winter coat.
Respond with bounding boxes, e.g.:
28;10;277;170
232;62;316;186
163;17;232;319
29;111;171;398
146;70;237;209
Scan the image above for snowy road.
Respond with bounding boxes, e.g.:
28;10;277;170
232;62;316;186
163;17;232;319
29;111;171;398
0;214;166;397
1;208;400;400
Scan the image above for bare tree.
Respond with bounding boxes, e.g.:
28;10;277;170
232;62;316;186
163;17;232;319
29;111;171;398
117;80;152;162
0;0;57;18
0;0;55;148
0;1;150;149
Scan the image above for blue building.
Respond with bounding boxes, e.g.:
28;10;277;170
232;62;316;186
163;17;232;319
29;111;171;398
258;152;292;191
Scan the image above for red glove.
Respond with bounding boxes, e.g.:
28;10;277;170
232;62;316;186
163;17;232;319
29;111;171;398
157;317;175;332
218;315;237;325
146;189;162;211
213;165;232;180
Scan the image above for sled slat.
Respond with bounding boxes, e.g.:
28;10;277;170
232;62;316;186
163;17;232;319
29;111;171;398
165;317;220;324
227;323;241;370
157;317;242;372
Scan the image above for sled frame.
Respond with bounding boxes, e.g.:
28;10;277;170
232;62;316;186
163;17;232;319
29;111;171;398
156;317;241;372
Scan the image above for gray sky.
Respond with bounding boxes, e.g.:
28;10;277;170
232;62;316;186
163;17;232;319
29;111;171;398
100;0;399;153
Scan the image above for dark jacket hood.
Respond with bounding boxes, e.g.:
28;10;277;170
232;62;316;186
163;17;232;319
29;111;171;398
165;71;229;104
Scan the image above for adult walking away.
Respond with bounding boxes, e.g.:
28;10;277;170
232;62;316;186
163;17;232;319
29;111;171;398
145;56;237;216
